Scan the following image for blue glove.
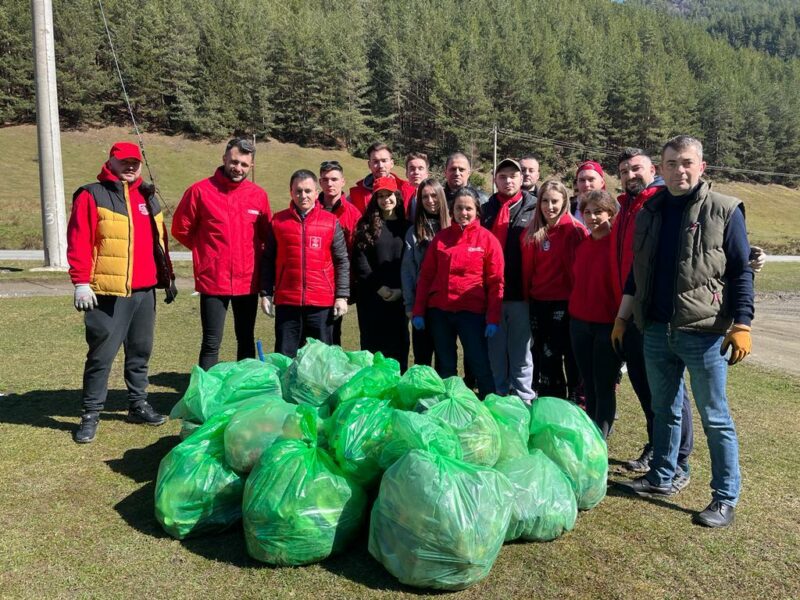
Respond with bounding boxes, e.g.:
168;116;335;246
485;324;498;338
412;316;425;330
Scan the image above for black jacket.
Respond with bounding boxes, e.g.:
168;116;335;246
481;190;537;301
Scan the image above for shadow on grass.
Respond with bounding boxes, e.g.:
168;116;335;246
0;371;186;435
0;388;180;434
606;480;695;515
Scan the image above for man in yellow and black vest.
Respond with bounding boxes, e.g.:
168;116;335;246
67;142;177;443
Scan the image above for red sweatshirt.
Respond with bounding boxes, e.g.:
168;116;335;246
413;220;505;324
520;213;588;302
67;164;157;290
569;233;617;323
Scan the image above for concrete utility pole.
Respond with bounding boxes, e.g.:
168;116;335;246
31;0;68;269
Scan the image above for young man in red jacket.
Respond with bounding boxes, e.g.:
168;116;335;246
318;160;361;345
172;138;272;370
260;170;350;357
348;142;416;214
67;142;176;443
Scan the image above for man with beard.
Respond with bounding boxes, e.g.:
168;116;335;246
611;148;694;484
172;137;272;369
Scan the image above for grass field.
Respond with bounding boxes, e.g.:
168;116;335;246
1;291;799;599
2;125;799;253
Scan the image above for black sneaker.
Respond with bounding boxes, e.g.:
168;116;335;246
624;446;653;473
127;402;167;426
74;412;100;443
693;500;735;528
620;475;676;497
671;464;691;493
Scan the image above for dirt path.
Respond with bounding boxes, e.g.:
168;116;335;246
2;278;799;377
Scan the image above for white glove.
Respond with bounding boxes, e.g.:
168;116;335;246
749;246;766;273
333;298;348;319
260;295;275;318
74;284;97;311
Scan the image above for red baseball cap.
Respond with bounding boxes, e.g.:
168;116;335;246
576;160;606;189
373;176;399;193
109;142;142;162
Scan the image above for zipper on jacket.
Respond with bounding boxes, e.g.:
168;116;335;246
301;213;306;307
123;181;133;295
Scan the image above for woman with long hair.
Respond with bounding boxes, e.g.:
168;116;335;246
352;176;411;369
412;187;504;398
569;190;620;438
401;178;450;366
521;178;588;400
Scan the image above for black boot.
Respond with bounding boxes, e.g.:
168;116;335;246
127;401;167;426
74;412;100;443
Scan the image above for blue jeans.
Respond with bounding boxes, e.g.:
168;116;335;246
427;308;495;398
643;323;741;505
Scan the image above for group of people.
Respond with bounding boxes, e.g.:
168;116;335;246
67;135;762;529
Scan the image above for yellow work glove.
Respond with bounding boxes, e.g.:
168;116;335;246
611;317;628;357
721;324;751;365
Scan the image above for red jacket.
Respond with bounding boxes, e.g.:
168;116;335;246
265;204;349;307
67;164;162;292
349;173;416;215
413;220;505;324
610;184;663;305
569;234;617;323
520;213;588;302
172;168;272;295
318;193;360;253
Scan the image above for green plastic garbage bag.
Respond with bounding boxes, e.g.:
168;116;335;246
330;354;401;408
345;349;375;369
154;412;243;539
170;360;282;424
395;364;445;411
368;450;514;590
485;394;531;462
223;395;306;472
242;407;367;565
281;339;368;413
495;450;577;542
528;396;608;510
263;352;293;376
378;410;462;469
216;358;282;404
419;377;501;466
326;396;394;487
179;419;202;440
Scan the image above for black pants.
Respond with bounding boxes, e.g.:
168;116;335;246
427;308;495;399
623;320;694;465
275;305;334;358
199;294;258;370
530;299;579;399
411;326;435;367
570;318;622;438
82;289;155;413
357;294;409;371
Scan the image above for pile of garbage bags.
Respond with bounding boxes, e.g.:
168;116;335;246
154;339;608;591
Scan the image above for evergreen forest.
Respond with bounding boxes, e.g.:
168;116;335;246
2;0;799;181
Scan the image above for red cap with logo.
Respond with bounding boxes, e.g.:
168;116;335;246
109;142;143;162
373;176;399;193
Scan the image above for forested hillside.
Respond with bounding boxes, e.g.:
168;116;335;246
633;0;800;60
2;0;799;182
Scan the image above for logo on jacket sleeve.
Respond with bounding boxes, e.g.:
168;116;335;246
309;236;322;249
